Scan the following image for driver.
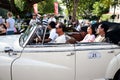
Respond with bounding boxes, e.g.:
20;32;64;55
36;21;58;43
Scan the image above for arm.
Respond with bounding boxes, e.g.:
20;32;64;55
6;20;10;28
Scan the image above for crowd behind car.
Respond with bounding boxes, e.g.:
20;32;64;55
0;12;120;44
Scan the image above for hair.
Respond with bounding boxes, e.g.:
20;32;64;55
7;12;13;17
49;21;56;28
0;24;7;29
57;22;66;32
100;23;109;33
89;26;96;34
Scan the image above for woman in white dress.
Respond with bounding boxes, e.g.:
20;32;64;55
81;26;95;42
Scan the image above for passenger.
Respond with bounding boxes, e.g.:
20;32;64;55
94;23;109;42
81;26;95;42
54;22;66;43
36;21;58;43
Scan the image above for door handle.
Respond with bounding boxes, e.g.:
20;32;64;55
108;50;114;53
66;52;75;56
4;47;17;56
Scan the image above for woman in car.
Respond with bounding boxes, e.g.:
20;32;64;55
81;25;95;42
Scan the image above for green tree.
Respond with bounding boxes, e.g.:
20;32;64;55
92;0;112;17
62;0;99;20
37;0;54;14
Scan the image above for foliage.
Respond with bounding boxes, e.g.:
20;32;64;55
14;0;25;11
61;0;116;20
100;14;111;21
92;0;112;17
14;0;59;16
37;0;54;14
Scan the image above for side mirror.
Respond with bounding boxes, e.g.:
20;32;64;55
4;47;13;53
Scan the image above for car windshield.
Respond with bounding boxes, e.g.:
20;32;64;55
19;25;36;47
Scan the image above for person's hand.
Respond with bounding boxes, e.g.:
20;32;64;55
34;36;42;43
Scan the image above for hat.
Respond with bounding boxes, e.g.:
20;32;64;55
43;14;47;16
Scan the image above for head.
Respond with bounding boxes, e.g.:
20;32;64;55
7;12;13;17
17;15;20;18
0;24;7;33
48;21;56;30
56;22;66;36
96;23;109;35
87;26;95;35
43;14;47;18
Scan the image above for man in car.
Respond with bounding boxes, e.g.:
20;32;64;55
94;23;109;42
54;22;67;43
36;21;58;43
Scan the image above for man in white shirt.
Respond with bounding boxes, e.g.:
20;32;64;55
55;22;66;43
36;21;58;43
94;23;109;42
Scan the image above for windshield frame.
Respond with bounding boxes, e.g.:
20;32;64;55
19;25;37;47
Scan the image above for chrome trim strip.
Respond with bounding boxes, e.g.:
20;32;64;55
75;48;120;51
22;49;75;53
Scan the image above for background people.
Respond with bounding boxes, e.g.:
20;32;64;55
16;15;22;31
0;24;7;35
6;12;15;35
29;13;41;26
42;14;48;28
48;14;56;23
0;16;3;24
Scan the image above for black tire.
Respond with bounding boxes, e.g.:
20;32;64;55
113;70;120;80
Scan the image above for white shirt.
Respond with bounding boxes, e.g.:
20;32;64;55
55;34;66;43
94;35;105;42
49;29;58;43
81;34;95;42
48;17;56;23
6;17;15;31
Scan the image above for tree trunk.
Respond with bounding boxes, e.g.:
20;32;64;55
72;0;79;22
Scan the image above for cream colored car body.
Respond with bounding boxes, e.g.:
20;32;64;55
0;25;120;80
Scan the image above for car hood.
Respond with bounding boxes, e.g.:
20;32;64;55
0;35;23;51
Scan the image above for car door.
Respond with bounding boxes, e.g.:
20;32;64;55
75;43;116;80
0;35;22;80
0;47;22;80
12;44;75;80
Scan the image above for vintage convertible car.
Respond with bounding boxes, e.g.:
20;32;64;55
0;24;120;80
